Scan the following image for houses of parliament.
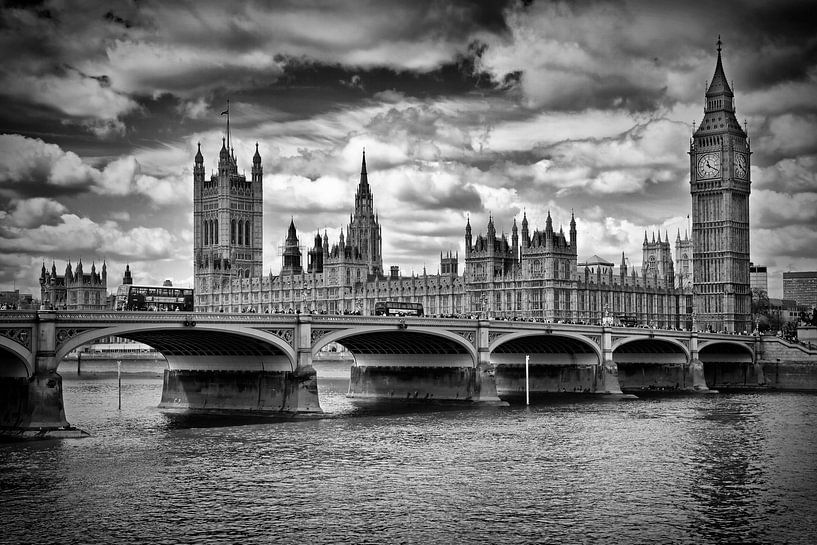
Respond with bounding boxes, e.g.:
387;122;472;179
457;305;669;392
192;41;752;332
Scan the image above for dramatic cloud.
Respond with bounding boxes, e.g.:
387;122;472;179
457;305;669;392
1;1;816;298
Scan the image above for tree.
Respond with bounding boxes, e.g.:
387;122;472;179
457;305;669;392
751;288;771;332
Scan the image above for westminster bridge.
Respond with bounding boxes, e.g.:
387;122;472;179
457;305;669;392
1;310;816;435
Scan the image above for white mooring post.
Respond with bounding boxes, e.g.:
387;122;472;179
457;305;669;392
525;354;530;405
117;360;122;411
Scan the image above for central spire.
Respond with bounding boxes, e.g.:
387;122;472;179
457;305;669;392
706;35;732;98
359;149;369;191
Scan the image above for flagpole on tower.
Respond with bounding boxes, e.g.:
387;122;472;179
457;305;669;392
220;99;230;153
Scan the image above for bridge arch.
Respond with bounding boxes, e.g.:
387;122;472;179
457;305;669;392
490;331;602;362
312;326;478;367
699;340;756;389
55;323;297;372
613;337;690;392
490;331;602;398
0;338;32;377
612;336;691;361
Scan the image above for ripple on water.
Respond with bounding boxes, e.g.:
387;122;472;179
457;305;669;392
1;378;816;545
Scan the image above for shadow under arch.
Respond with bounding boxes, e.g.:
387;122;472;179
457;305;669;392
490;332;601;399
56;323;297;373
312;326;477;368
0;338;33;377
613;338;690;392
699;341;756;390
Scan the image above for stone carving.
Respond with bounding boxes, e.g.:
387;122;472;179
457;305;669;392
55;327;91;349
262;328;294;346
453;330;476;346
0;328;32;350
488;331;506;344
587;335;601;346
311;329;334;345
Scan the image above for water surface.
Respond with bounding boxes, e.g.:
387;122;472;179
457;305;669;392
2;361;815;544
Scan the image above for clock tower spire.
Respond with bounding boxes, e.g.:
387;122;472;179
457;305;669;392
689;37;751;333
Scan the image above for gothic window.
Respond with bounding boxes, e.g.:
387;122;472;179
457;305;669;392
214;219;218;244
533;260;541;275
245;222;250;247
231;220;236;244
238;220;244;245
204;221;209;245
245;269;250;278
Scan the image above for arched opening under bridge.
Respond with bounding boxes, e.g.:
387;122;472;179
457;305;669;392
491;334;600;400
700;342;756;390
319;328;478;403
613;338;689;393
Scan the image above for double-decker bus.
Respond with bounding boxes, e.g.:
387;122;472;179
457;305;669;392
374;301;424;317
617;314;639;327
115;285;194;311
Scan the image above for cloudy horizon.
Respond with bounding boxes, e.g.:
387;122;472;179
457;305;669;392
1;0;816;299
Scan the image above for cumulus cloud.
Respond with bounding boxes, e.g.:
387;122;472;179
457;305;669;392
0;134;188;206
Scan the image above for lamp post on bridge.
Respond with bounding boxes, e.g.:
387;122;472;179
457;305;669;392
301;289;311;314
480;292;488;320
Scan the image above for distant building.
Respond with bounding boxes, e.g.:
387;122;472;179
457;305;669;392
783;271;817;308
0;290;35;310
39;261;108;310
750;263;768;292
674;230;693;289
769;298;800;324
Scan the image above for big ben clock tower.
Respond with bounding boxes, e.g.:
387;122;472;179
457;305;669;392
690;37;751;332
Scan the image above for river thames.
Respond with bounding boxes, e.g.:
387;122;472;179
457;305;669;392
2;361;816;544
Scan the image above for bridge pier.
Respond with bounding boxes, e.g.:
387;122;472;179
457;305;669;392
158;315;321;415
686;334;714;392
597;329;628;396
0;311;87;439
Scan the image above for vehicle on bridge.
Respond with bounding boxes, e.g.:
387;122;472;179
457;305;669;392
115;285;194;311
374;301;424;317
617;314;639;327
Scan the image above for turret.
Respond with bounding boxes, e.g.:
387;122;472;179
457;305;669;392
521;211;529;248
569;211;577;251
465;215;472;256
123;264;133;285
252;142;262;184
511;217;519;261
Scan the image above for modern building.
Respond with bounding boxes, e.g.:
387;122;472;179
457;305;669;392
39;261;108;310
783;271;817;308
750;263;768;293
690;38;751;332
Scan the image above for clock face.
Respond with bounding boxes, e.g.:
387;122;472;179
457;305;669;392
696;153;720;179
734;153;747;179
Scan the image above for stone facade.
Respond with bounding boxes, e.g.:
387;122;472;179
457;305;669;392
690;38;752;332
39;261;107;310
192;46;756;328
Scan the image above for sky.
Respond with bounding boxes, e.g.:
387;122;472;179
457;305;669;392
1;0;816;299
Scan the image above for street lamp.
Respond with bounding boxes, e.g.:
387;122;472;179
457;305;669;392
301;289;310;314
480;292;488;319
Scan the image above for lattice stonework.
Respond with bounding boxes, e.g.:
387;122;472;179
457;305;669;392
310;329;334;345
0;328;32;350
261;328;294;347
488;331;507;345
610;336;626;344
452;330;476;346
587;335;601;346
55;328;91;350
